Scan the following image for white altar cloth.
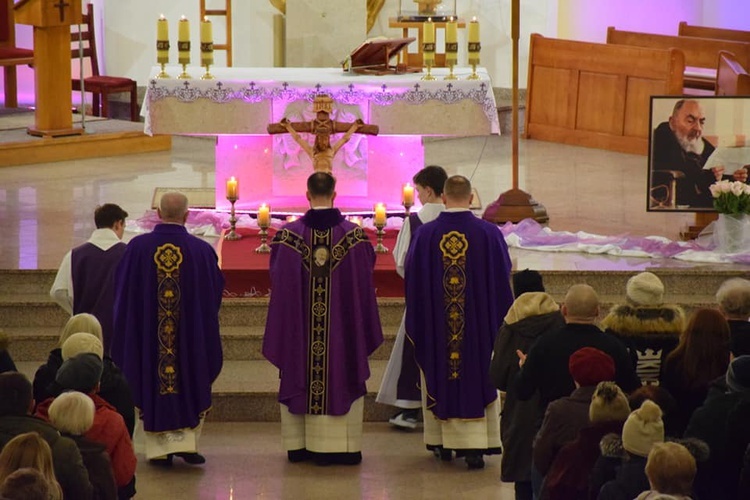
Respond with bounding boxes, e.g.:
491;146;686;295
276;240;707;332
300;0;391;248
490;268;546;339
143;66;499;137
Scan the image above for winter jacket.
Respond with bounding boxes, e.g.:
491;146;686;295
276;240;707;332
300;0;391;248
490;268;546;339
0;331;17;374
67;433;118;500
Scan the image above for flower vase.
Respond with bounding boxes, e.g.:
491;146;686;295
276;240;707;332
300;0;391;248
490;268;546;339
715;213;750;254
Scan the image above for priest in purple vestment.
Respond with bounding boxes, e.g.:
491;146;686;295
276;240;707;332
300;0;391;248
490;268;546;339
405;175;513;470
51;203;129;355
112;192;224;466
263;172;383;466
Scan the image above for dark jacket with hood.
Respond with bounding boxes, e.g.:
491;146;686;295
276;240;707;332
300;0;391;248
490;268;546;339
0;332;16;374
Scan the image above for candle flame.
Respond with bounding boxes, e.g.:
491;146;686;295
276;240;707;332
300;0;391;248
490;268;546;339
180;15;187;21
449;16;454;22
472;16;477;22
159;14;165;20
427;17;432;22
230;176;236;181
204;16;209;22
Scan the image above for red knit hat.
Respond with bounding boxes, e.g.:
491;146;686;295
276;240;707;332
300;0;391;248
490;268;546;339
568;347;615;386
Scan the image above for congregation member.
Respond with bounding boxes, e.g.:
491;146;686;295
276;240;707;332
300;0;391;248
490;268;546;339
490;290;564;500
405;175;513;469
0;372;92;499
48;392;117;500
33;319;134;436
716;277;750;356
532;347;616;495
660;308;730;436
0;468;59;500
35;352;135;499
516;284;640;414
377;165;447;430
113;192;224;466
0;432;62;500
0;330;16;374
50;204;129;354
541;381;631;500
601;272;684;384
263;172;383;466
636;442;697;500
627;385;678;437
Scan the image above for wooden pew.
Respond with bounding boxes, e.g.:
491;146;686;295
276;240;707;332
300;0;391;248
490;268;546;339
606;27;750;91
524;34;684;155
679;22;750;44
716;50;750;96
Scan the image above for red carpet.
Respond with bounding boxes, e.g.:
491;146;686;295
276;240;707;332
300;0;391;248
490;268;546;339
219;227;403;297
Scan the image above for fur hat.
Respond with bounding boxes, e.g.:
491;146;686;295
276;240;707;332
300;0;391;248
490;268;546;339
569;347;615;387
55;352;103;393
589;381;631;424
626;272;665;306
622;400;665;457
726;355;750;393
512;269;545;297
61;332;103;361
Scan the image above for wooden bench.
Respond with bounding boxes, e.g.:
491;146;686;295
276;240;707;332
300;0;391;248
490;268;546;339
606;27;750;91
679;22;750;44
716;50;750;96
524;34;684;155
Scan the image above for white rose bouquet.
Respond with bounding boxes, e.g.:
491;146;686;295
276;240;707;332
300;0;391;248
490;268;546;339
709;180;750;215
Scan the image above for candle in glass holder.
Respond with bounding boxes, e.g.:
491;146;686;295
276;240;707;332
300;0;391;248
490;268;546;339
258;204;271;226
200;16;213;66
423;18;435;65
468;16;481;64
374;203;387;226
178;15;191;65
157;14;169;64
445;16;458;65
226;176;238;199
402;183;415;206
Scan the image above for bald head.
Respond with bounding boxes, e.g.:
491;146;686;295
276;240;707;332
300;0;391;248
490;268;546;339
158;192;189;224
562;284;600;323
442;175;473;208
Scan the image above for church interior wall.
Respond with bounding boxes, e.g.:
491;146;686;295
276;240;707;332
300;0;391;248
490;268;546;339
0;0;743;104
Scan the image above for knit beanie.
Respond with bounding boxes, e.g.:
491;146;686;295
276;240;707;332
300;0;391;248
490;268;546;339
61;332;104;361
589;381;631;424
622;400;665;457
626;272;665;306
512;269;545;297
569;347;615;387
726;355;750;393
55;352;103;393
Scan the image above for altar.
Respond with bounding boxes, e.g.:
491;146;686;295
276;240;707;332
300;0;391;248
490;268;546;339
143;66;499;211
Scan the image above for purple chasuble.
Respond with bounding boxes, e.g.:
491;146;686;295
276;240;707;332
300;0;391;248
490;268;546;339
405;211;513;420
112;224;224;432
71;241;127;354
263;208;383;416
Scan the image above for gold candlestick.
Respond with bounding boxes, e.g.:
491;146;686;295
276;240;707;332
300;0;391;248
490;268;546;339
444;61;457;80
467;62;480;80
374;221;389;254
201;63;214;80
157;62;170;79
422;59;436;81
255;219;271;253
178;63;191;79
225;198;241;241
403;199;414;215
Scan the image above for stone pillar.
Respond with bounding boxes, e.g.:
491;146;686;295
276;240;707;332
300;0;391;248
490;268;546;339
286;0;366;67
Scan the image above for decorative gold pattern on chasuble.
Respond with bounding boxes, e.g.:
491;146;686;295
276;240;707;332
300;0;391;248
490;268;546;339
308;229;332;414
153;243;183;395
331;227;369;270
272;229;311;271
439;231;468;380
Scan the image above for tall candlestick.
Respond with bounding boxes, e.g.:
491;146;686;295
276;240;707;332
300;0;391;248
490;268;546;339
258;203;271;227
423;17;436;65
157;15;169;64
178;16;191;65
445;17;458;57
467;16;481;79
226;176;238;200
200;16;214;67
374;203;387;226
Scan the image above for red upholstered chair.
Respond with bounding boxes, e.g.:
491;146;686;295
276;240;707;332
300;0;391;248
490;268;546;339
0;0;34;108
72;3;138;121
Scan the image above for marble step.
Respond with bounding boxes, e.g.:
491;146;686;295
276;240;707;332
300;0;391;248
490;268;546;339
2;325;402;362
14;359;396;422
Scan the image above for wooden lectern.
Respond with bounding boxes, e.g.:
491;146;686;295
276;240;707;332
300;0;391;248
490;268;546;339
14;0;83;137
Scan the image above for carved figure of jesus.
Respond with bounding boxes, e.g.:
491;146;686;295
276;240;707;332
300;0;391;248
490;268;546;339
267;95;379;174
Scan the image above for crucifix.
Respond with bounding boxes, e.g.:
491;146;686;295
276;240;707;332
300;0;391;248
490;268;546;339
267;95;379;174
54;0;70;22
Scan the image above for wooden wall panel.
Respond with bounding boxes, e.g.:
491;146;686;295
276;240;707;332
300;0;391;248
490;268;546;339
576;72;625;135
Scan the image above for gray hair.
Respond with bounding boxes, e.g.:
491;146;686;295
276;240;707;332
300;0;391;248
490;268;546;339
159;192;189;222
716;278;750;319
48;392;95;436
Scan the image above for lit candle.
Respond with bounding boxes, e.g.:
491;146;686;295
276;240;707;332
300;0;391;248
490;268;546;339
178;15;190;65
374;203;387;226
349;216;363;227
445;16;458;65
468;16;481;65
402;183;415;206
423;17;435;65
156;14;169;64
200;16;213;67
226;176;238;199
258;204;271;227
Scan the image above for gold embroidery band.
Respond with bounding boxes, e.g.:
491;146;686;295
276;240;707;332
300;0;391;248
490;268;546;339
272;228;311;271
154;243;183;395
330;226;369;271
439;231;469;380
308;229;332;415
